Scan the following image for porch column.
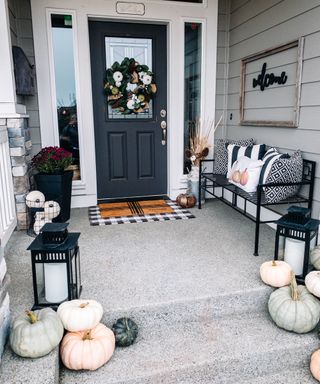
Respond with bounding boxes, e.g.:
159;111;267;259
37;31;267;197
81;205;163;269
0;0;25;115
0;0;13;364
0;0;32;234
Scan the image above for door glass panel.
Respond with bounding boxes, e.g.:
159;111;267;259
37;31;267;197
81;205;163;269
51;14;81;180
184;22;202;174
105;37;153;119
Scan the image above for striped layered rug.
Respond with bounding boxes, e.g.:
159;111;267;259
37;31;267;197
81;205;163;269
88;199;195;226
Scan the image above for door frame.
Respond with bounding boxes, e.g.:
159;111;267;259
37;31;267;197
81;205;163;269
31;0;218;207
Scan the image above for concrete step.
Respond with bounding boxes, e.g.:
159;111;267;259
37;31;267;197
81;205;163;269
237;368;317;384
60;310;318;384
101;285;273;327
0;344;59;384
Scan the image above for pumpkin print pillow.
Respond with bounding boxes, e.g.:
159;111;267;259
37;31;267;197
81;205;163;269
229;156;264;193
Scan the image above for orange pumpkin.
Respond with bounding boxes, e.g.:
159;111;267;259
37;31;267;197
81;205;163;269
60;323;115;371
232;170;241;183
176;194;196;208
240;168;249;186
310;349;320;381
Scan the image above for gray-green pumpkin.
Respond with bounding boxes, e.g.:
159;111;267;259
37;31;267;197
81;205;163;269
112;317;138;347
310;246;320;270
10;308;64;358
268;274;320;333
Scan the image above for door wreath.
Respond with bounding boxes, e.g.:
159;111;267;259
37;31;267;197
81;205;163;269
104;57;157;115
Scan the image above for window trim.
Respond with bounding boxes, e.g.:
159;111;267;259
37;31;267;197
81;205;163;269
46;8;85;189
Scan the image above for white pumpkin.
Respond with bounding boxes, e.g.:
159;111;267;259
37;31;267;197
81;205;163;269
260;260;292;288
26;190;45;208
310;246;320;270
33;212;51;235
57;299;103;332
306;271;320;298
10;308;64;358
44;200;60;219
268;273;320;333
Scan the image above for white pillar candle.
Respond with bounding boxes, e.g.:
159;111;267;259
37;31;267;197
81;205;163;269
278;236;286;259
284;238;305;276
36;264;44;295
44;263;68;303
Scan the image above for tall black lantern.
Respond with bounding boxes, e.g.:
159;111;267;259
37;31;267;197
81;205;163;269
274;206;319;284
27;223;82;310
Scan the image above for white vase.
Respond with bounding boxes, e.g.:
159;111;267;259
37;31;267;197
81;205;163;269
188;166;204;204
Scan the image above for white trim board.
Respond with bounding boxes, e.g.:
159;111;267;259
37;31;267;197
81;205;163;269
30;0;218;207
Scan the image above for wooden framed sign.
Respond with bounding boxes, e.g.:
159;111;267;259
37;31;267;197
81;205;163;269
240;38;304;127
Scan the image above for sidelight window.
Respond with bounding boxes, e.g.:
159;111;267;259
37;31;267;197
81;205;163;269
184;22;202;174
51;14;81;180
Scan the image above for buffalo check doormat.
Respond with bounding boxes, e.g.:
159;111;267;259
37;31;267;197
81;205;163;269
88;199;195;226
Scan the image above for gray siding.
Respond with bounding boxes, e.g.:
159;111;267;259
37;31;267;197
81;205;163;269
9;0;41;155
218;0;320;218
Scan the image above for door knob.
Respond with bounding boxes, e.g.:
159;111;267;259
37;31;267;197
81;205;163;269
160;109;166;118
160;120;167;129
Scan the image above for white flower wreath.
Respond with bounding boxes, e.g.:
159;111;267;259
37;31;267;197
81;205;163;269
104;57;157;114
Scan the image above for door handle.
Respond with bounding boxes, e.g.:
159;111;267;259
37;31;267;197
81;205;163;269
161;128;167;146
160;120;167;145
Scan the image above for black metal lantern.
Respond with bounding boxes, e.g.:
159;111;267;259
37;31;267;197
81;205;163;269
27;222;82;310
274;206;319;284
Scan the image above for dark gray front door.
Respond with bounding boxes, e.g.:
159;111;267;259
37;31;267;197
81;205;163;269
89;21;167;201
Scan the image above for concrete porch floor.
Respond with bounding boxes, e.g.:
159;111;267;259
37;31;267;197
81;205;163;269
6;200;274;317
1;200;318;383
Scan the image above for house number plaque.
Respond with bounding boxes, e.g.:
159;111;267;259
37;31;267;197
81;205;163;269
116;2;145;15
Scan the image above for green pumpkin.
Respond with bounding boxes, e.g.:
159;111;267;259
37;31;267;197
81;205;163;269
268;274;320;333
112;317;138;347
10;308;64;358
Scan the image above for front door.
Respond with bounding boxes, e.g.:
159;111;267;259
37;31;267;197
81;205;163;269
89;21;167;201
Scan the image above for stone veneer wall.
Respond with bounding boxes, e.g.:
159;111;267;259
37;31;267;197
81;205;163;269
7;117;32;230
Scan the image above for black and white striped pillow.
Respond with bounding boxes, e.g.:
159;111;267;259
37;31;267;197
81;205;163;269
259;148;287;185
227;143;266;176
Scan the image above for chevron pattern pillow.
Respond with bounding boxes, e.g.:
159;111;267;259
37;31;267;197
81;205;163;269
264;150;303;203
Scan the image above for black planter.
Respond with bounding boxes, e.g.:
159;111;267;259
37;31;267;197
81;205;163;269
34;170;73;222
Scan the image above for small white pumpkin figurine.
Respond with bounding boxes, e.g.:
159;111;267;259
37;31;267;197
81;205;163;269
310;349;320;381
57;299;103;332
33;212;51;235
305;271;320;298
260;260;292;288
26;190;45;208
44;200;60;220
310;246;320;270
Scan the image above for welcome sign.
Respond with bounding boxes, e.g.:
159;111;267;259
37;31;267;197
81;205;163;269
240;39;303;127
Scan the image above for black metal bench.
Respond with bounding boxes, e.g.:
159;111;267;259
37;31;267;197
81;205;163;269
198;159;316;256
